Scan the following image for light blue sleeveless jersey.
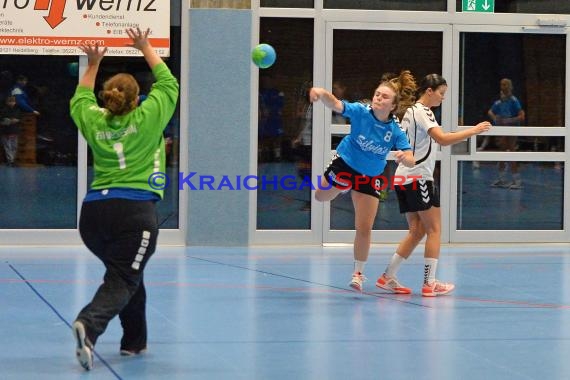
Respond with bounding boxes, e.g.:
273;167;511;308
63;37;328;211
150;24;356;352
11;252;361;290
336;101;411;176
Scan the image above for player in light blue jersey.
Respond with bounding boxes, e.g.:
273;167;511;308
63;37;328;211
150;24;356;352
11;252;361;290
309;71;417;292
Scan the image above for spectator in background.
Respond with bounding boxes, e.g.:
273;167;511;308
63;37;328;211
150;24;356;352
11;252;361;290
488;78;525;189
258;74;284;162
293;78;313;210
11;75;40;116
0;95;21;166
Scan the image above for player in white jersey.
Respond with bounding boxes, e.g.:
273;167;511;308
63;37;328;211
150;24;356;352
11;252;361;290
375;74;491;297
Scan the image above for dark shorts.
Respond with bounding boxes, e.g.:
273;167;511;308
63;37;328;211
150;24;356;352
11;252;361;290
79;198;159;272
323;155;386;199
395;179;440;213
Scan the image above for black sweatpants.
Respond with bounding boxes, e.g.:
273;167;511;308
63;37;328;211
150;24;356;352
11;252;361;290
76;198;158;351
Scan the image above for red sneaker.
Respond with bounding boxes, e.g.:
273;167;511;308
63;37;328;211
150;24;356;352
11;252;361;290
375;273;412;294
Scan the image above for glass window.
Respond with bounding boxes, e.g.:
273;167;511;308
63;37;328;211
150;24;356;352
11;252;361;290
457;31;566;232
161;26;181;229
0;56;78;228
457;0;570;14
457;161;563;230
326;0;445;11
261;0;313;7
333;30;442;105
257;18;314;230
475;136;565;152
459;32;565;129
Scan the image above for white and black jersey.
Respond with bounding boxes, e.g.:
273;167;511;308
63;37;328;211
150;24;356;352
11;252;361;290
395;103;440;184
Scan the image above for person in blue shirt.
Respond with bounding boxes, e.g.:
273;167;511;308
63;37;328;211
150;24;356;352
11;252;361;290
309;71;417;292
258;74;284;162
11;75;40;116
488;78;525;189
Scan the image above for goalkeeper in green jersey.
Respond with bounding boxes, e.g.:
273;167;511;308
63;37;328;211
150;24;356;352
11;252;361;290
69;27;179;371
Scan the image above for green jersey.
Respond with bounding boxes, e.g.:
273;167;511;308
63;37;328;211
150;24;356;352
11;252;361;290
70;63;179;199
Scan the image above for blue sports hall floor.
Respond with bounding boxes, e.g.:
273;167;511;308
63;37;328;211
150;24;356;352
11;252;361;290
2;244;570;380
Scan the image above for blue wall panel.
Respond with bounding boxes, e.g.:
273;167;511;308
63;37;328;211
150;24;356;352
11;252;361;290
187;9;251;245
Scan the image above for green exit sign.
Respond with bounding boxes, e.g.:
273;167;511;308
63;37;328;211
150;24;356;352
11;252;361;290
462;0;495;12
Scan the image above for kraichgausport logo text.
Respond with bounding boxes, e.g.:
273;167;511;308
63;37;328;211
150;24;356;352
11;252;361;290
147;172;423;191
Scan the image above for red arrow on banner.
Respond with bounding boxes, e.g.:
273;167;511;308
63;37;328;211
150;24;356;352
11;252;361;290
43;0;67;29
34;0;50;10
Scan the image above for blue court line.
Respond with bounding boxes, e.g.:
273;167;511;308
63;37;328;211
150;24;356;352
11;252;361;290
7;262;123;380
186;255;433;308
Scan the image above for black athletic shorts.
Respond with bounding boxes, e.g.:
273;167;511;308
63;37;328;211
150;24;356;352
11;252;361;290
395;179;440;213
323;155;386;199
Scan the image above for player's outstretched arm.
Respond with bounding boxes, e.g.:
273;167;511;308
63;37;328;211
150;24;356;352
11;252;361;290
430;121;492;146
126;27;162;70
309;87;344;114
78;44;107;90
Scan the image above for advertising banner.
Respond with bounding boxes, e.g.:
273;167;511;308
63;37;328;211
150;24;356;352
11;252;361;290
0;0;170;56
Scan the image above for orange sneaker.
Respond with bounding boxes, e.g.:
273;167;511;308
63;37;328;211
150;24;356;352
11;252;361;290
375;273;411;294
349;272;365;292
422;280;455;297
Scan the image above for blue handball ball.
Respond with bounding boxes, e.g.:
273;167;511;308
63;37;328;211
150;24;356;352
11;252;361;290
251;43;276;69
